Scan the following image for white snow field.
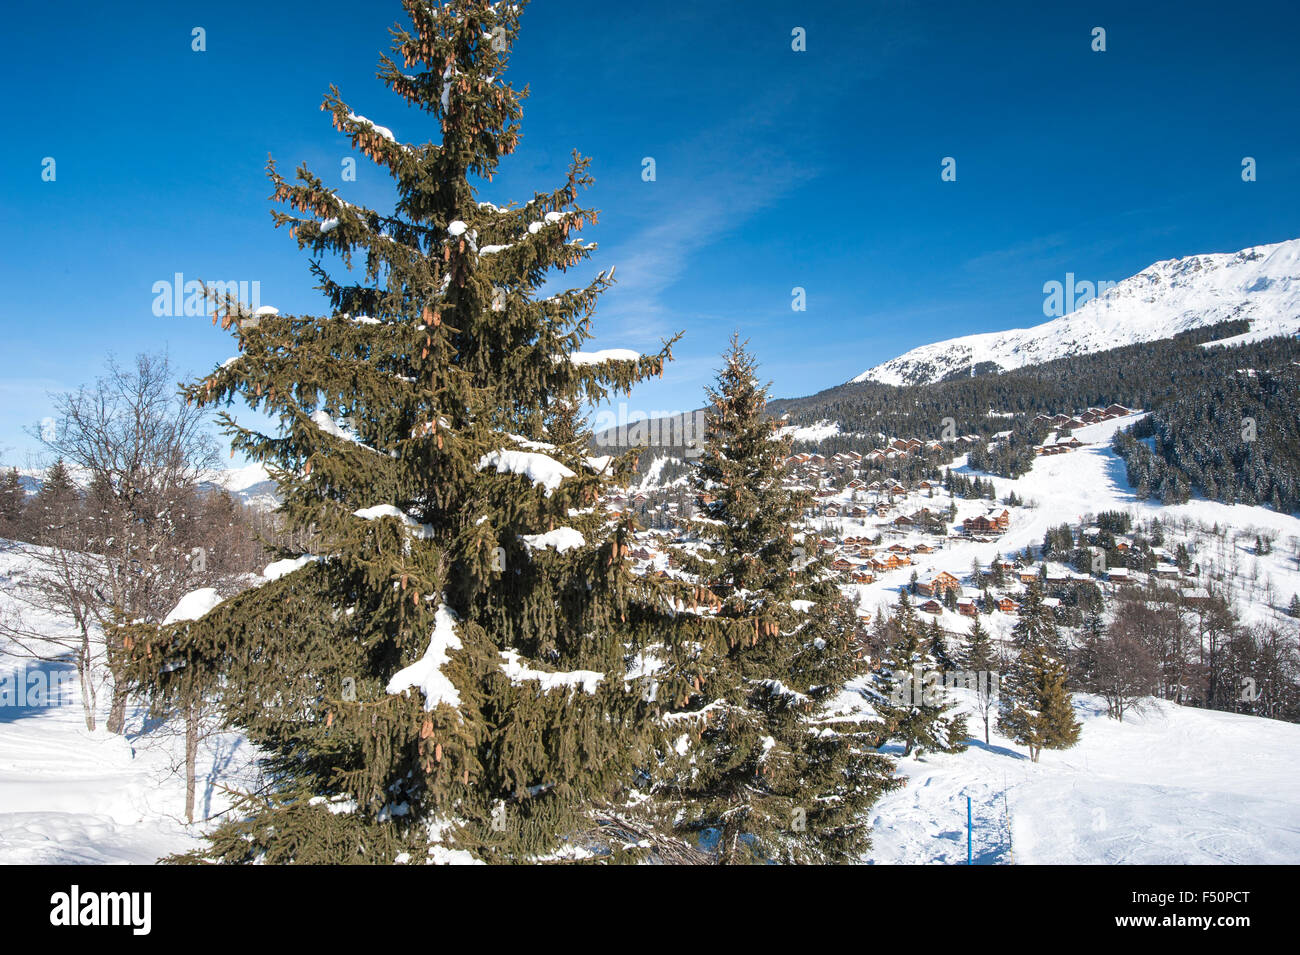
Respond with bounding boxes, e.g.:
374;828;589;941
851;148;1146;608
0;543;259;864
866;691;1300;864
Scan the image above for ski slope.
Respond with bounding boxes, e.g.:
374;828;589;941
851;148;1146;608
842;412;1300;631
866;692;1300;864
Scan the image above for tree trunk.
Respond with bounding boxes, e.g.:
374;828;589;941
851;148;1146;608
184;698;198;824
105;679;128;735
77;628;96;732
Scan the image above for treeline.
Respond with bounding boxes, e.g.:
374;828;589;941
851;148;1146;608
767;321;1300;474
1076;581;1300;724
0;460;267;578
0;354;272;751
1112;364;1300;511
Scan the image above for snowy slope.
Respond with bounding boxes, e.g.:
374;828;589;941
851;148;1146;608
0;543;260;864
840;412;1300;631
830;411;1300;862
866;692;1300;864
853;238;1300;386
208;462;279;511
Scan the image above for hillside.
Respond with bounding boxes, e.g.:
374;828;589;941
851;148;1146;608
9;409;1299;863
869;691;1300;864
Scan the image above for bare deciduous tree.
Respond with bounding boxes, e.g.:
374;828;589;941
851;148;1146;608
0;355;239;730
1079;603;1161;722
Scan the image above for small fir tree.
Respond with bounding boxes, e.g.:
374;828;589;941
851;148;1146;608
997;585;1081;761
964;615;997;745
648;338;898;864
875;591;968;758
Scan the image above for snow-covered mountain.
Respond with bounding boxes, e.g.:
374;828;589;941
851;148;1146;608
210;462;279;511
12;462;280;513
853;237;1300;387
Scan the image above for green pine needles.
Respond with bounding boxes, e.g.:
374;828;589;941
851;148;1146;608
647;337;900;863
125;0;681;864
997;584;1082;762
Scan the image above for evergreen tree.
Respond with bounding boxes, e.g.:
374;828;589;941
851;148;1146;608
997;585;1080;761
649;338;898;864
124;0;678;864
0;467;25;541
30;458;78;545
964;615;997;744
876;592;968;759
927;617;955;671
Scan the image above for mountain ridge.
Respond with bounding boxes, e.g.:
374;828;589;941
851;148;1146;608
852;237;1300;387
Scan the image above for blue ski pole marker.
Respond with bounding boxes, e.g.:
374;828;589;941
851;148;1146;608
967;795;972;865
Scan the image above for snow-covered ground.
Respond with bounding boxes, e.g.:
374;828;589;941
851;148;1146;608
0;542;259;864
0;703;201;864
866;691;1300;864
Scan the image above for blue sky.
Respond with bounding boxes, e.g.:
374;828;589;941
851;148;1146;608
2;0;1298;464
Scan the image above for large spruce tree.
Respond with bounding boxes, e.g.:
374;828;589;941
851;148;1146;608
648;337;898;864
124;0;678;863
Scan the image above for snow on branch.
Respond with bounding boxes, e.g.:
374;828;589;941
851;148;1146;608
476;449;574;495
311;410;380;453
262;555;321;581
519;527;584;553
567;349;641;366
353;504;435;540
499;649;603;694
386;604;462;710
503;432;555;451
347;112;395;142
163;588;224;625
